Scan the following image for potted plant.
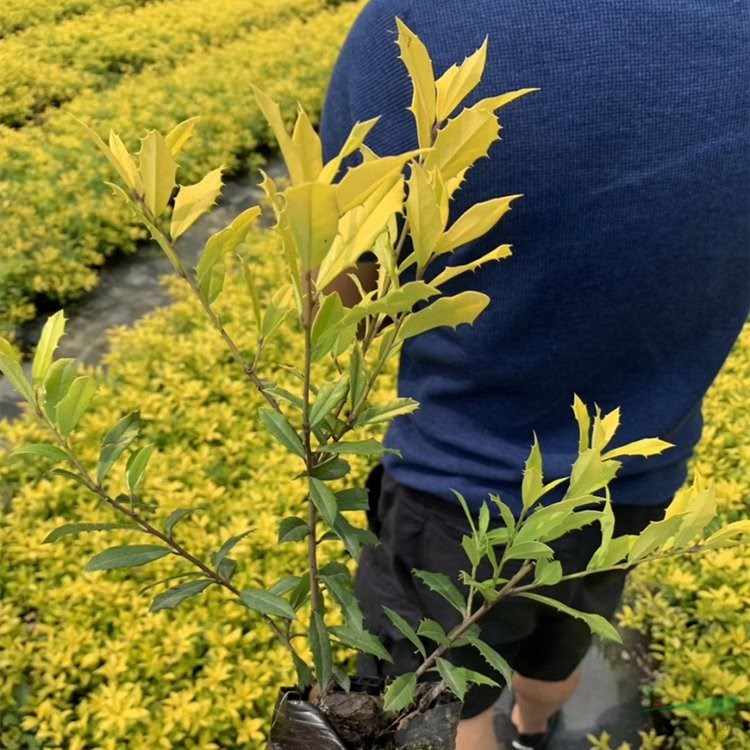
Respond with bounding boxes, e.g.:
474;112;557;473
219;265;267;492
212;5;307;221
2;19;748;750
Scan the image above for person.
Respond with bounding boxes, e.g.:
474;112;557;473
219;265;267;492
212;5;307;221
319;1;749;748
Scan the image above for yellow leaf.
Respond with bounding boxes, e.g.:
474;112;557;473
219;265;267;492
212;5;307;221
336;151;421;213
252;85;304;185
32;310;66;385
424;105;500;181
164;117;200;157
319;117;380;184
396;18;436;149
437;194;520;254
284;182;340;272
572;395;591;453
435;38;488;122
592;407;621;452
108;130;141;193
399;291;490;340
138;130;177;218
602;438;674;461
291;105;323;182
406;164;444;268
170;166;224;241
317;178;404;289
474;88;540;113
430;244;512;287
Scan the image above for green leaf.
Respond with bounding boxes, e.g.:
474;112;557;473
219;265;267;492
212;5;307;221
309;378;349;429
311;457;350;481
150;579;211;612
240;588;296;620
321;574;363;630
399;292;490;341
354;397;419;428
627;516;685;563
413;570;466;614
567;450;621;498
505;540;554;562
586;534;636;571
534;558;564;586
323;439;391;457
436;658;468;701
417;618;449;645
217;558;238;581
519;592;623;643
170;167;224;240
0;338;35;403
42;358;77;422
383;673;417;713
333;667;352;693
335;488;369;512
258;407;305;459
308;478;338;528
11;443;68;463
463;634;513;686
331;515;376;560
125;444;155;495
164;507;201;539
383;607;426;658
310;611;333;691
289;575;311;611
269;576;302;597
138;130;177;218
55;376;97;437
85;545;170;572
97;411;141;484
278;517;309;543
32;311;66;385
348;346;367;412
212;531;252;571
43;522;138;544
293;654;314;689
330;625;393;662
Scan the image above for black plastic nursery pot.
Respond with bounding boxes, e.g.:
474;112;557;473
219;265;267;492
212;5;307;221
267;678;461;750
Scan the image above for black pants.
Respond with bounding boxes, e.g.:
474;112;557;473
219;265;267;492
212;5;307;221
356;469;670;718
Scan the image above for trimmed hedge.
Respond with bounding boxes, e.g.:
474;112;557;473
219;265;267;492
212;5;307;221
611;325;750;749
0;230;376;749
0;0;364;342
0;0;325;127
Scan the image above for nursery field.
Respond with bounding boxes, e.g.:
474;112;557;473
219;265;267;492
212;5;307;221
1;1;748;748
0;0;363;343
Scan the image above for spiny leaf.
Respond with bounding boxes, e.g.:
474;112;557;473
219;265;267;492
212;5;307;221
435;38;488;122
436;195;520;254
399;291;490;340
138;130;177;218
170;166;224;241
383;673;417;713
413;570;466;614
164;117;200;156
329;625;392;662
429;244;512;287
436;658;468;701
383;607;425;657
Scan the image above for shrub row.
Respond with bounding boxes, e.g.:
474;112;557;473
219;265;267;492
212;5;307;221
602;325;750;750
0;0;364;343
0;0;326;127
0;0;157;38
0;228;376;750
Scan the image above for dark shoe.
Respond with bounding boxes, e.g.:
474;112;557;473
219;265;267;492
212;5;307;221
508;707;560;750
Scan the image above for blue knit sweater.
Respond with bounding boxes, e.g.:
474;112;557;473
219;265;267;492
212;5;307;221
320;0;749;515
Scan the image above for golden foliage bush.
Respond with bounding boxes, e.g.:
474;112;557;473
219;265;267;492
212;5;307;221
0;0;365;342
0;0;326;127
589;325;750;750
0;228;379;749
0;0;156;38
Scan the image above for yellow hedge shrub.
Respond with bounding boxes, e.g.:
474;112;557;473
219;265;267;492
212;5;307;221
590;325;750;749
0;0;155;38
0;0;327;127
0;228;382;749
0;0;365;342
